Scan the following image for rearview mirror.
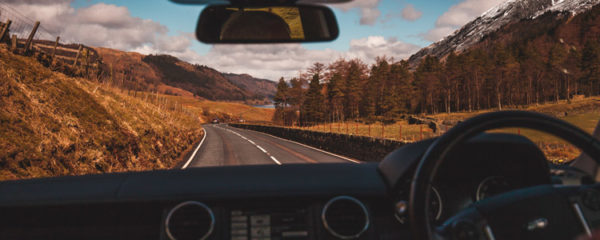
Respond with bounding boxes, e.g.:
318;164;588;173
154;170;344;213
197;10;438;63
196;5;339;43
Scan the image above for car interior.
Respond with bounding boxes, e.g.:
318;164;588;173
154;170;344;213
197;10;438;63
1;0;600;240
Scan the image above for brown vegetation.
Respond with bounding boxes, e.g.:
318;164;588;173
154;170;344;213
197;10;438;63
0;46;203;181
94;47;276;103
273;4;600;126
224;73;278;100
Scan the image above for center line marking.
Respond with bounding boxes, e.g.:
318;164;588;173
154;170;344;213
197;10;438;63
270;156;282;165
216;125;282;165
256;146;267;153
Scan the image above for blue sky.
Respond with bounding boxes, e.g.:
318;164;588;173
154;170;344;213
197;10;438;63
71;0;461;53
4;0;504;79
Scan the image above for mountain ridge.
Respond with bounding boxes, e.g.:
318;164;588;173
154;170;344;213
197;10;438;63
94;47;277;104
408;0;600;67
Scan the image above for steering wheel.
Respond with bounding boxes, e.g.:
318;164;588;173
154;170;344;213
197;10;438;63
409;111;600;240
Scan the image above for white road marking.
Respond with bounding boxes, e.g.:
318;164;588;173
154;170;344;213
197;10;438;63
182;127;207;169
215;125;282;165
230;126;361;164
270;156;282;165
256;146;267;153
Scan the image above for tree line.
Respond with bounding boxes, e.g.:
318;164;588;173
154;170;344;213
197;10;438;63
273;40;600;126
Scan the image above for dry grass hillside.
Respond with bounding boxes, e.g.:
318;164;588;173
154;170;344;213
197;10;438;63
0;46;203;181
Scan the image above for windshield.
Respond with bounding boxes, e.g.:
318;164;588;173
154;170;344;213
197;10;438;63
1;0;599;181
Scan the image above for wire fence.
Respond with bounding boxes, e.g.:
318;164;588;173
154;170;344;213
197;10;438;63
0;3;54;41
0;3;102;73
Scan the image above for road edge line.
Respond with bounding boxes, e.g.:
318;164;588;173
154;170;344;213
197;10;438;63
228;125;361;164
182;126;207;169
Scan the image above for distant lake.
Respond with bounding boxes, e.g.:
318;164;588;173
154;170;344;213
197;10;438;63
253;104;275;109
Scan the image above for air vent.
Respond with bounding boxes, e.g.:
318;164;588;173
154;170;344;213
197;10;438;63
165;201;215;240
322;196;370;239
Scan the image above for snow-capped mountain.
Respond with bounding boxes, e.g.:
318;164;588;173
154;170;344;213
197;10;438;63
407;0;600;68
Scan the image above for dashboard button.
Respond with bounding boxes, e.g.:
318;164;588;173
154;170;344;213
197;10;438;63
232;215;248;222
282;231;308;237
251;226;271;237
232;222;248;229
251;215;271;226
231;229;248;236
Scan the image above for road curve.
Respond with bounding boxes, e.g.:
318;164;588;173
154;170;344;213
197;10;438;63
189;124;356;168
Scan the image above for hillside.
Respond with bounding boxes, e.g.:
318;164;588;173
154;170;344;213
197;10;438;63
408;0;600;67
471;2;600;55
95;48;276;103
0;46;203;180
224;73;278;100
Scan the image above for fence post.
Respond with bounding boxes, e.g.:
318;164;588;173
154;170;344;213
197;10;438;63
368;124;371;137
0;20;11;43
73;44;83;67
51;36;60;59
399;124;402;141
10;34;16;51
25;21;40;53
420;125;423;140
382;123;385;139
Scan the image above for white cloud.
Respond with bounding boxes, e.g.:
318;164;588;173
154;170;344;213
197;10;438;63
1;1;421;80
332;0;381;25
422;0;507;42
383;3;423;24
1;1;189;53
401;4;423;21
177;36;420;80
347;36;420;60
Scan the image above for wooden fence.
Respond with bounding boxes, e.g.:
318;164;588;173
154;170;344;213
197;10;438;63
0;19;100;74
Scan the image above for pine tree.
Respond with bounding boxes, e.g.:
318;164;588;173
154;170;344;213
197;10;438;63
308;62;326;82
391;60;413;113
443;52;460;113
581;40;600;96
273;77;290;124
274;77;289;108
547;43;568;102
327;73;345;122
344;60;366;119
414;56;442;113
300;74;325;124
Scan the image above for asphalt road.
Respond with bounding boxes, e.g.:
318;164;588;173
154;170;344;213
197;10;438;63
186;124;357;168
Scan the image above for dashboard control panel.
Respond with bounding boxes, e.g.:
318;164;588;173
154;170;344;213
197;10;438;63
229;206;311;240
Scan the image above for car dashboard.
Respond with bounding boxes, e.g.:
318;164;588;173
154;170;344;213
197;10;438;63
0;134;572;240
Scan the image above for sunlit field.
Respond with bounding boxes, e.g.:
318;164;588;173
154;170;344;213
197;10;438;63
259;98;600;164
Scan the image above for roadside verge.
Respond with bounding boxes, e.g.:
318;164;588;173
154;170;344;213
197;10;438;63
175;127;206;169
229;124;407;162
